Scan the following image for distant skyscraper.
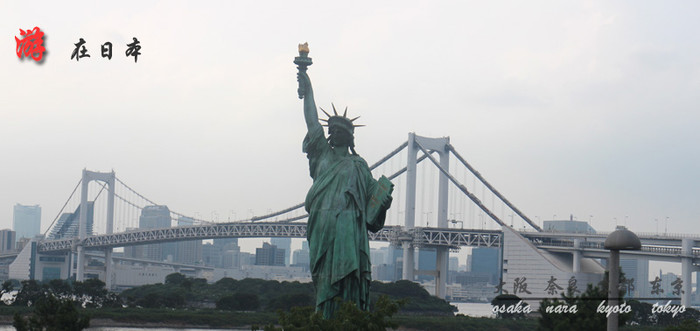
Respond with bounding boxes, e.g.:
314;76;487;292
214;238;239;250
131;205;172;261
140;205;171;228
370;248;387;267
417;248;437;281
271;237;291;266
470;247;500;284
13;204;41;240
201;243;222;267
292;240;310;270
175;217;202;264
255;242;285;266
47;203;94;239
222;245;242;268
0;229;16;253
449;256;459;271
620;258;649;298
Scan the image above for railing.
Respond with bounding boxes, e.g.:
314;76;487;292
518;228;700;240
531;239;686;256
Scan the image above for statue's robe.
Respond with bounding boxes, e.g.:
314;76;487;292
303;125;389;318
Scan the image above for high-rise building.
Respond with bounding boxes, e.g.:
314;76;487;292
370;247;388;266
271;237;291;266
128;205;172;261
620;258;649;298
660;271;679;298
201;243;222;267
139;205;171;228
255;242;285;266
214;238;239;250
0;229;16;253
13;204;41;240
449;256;459;271
47;203;94;239
470;247;499;284
222;245;242;268
175;217;202;264
417;248;437;282
292;240;310;270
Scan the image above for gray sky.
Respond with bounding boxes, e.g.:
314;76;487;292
2;1;699;250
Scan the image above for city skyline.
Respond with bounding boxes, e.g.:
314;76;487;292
2;1;699;241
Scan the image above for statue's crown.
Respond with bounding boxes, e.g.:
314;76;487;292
319;103;364;134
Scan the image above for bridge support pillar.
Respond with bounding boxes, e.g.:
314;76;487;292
434;136;449;299
76;169;89;282
403;133;452;298
76;246;85;281
402;133;418;281
573;239;581;273
66;251;73;280
681;239;693;307
436;247;448;298
77;169;116;283
105;249;113;289
104;171;115;289
402;242;414;281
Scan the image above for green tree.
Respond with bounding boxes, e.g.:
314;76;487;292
13;295;90;331
215;295;238;310
73;278;120;308
268;293;315;311
626;300;700;328
265;295;404;331
164;272;187;285
216;292;260;311
137;292;162;308
2;280;14;296
665;318;700;331
45;279;71;299
370;280;455;314
14;280;46;306
235;292;260;311
214;277;238;290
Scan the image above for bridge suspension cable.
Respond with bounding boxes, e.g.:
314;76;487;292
415;140;506;228
267;147;436;223
114;176;211;224
369;141;408;170
102;139;532;230
447;144;542;232
43;178;82;237
244;141;412;223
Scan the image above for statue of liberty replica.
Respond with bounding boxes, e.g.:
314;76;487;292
295;43;394;318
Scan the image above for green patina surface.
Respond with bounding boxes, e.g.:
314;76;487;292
296;45;393;319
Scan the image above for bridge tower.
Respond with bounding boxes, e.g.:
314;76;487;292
403;133;451;298
75;169;115;288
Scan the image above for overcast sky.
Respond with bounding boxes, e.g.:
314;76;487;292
2;1;699;251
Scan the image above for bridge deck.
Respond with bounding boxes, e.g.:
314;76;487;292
37;223;502;252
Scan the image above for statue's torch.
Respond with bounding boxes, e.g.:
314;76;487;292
294;42;313;99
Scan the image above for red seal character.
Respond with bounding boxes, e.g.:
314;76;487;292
15;27;45;62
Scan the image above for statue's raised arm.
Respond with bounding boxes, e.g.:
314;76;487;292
294;43;321;132
297;71;321;132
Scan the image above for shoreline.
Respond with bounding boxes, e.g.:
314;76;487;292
0;316;252;330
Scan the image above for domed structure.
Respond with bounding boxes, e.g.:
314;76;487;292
604;226;641;250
